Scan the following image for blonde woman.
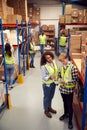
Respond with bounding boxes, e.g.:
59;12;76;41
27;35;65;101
58;53;78;129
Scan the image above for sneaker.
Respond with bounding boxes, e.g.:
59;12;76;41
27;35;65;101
59;114;69;121
8;85;14;90
68;122;73;129
44;110;52;118
32;65;35;68
48;108;57;114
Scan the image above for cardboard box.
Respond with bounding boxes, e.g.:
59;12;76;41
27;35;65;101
65;15;71;23
78;16;84;23
71;8;79;18
81;31;87;41
71;17;78;23
70;53;82;59
48;25;55;31
59;15;65;23
84;16;87;23
78;10;84;17
7;14;22;24
65;4;72;15
83;9;87;17
41;25;48;31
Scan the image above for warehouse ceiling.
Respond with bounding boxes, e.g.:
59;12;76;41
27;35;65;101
27;0;87;6
27;0;61;5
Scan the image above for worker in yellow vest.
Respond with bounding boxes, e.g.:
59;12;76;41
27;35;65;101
29;37;36;68
39;31;47;55
58;53;78;129
40;51;59;118
59;32;67;54
5;43;15;90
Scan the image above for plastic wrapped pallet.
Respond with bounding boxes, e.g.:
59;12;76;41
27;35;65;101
0;81;5;107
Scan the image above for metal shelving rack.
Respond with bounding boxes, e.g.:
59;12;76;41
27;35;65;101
61;23;87;130
0;18;9;111
58;2;87;130
0;19;25;111
16;20;21;75
82;56;87;130
21;21;26;76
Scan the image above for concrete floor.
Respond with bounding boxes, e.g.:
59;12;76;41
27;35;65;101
0;52;78;130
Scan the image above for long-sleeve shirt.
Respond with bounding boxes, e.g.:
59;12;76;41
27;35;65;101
41;60;58;87
59;61;78;94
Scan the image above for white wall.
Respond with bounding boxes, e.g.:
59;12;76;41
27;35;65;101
40;5;62;38
36;4;87;38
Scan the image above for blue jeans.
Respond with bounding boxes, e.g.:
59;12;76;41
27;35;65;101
6;64;15;85
42;83;56;110
59;46;67;54
40;44;45;54
30;53;35;66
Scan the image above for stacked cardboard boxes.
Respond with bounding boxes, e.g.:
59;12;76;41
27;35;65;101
0;0;8;23
59;4;87;24
0;0;22;23
64;4;72;24
7;15;22;24
28;4;40;23
59;15;65;24
32;7;40;23
70;35;81;53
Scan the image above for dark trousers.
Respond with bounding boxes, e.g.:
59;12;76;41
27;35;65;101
40;44;45;54
43;83;56;110
61;93;73;122
30;53;35;66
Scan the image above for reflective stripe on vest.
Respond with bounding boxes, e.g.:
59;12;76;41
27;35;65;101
59;36;66;46
5;55;15;64
60;65;75;88
42;60;58;85
39;35;46;45
29;42;35;54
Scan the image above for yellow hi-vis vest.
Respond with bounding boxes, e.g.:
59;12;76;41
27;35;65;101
29;42;35;54
59;36;67;46
5;54;15;64
39;34;46;45
42;60;58;85
60;65;75;88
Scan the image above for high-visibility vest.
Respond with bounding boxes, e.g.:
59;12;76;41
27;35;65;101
42;60;58;85
60;64;75;88
59;36;67;46
5;54;15;64
39;34;46;45
29;42;35;54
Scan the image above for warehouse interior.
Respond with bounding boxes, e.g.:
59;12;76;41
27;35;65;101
0;0;87;130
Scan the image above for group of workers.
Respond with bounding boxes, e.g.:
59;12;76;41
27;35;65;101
39;30;78;130
3;28;78;130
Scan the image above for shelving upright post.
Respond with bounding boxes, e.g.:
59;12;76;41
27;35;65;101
16;20;21;74
57;22;60;56
26;21;31;70
67;29;71;60
21;21;26;76
57;2;65;56
82;56;87;130
0;18;9;108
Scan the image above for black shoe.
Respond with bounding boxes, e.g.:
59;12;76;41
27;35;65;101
30;64;33;68
48;108;57;114
44;110;52;118
32;65;35;68
59;114;69;121
68;122;73;129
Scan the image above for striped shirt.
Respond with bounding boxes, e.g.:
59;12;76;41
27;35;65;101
59;61;78;94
